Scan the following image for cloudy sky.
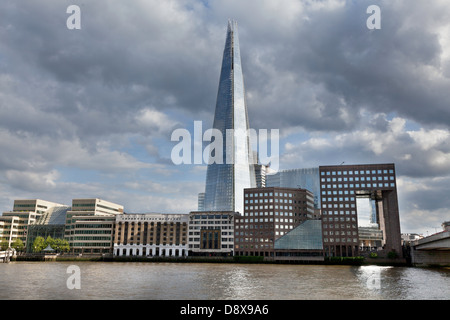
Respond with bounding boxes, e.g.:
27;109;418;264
1;0;449;235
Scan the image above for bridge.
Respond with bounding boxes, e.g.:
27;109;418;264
410;229;450;267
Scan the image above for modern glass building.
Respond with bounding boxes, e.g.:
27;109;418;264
266;167;321;209
0;199;68;251
203;20;256;214
26;205;70;253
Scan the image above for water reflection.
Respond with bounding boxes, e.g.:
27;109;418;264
354;265;450;300
0;262;449;300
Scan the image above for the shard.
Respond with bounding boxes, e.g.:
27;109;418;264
203;20;256;214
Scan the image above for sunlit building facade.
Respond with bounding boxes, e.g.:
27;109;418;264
114;213;189;257
64;198;124;255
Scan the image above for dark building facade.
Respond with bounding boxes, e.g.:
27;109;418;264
235;187;315;257
319;163;401;258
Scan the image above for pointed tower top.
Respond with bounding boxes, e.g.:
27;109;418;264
227;19;238;31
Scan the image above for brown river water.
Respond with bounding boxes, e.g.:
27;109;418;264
1;261;449;300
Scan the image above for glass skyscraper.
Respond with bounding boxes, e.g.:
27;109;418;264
266;167;321;209
203;20;256;214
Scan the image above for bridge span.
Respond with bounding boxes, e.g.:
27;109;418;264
410;229;450;267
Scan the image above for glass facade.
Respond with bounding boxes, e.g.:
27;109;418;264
204;20;256;214
266;168;320;209
274;220;323;250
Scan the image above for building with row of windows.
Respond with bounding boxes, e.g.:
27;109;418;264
194;22;403;260
0;199;68;250
235;187;317;258
64;199;124;255
1;163;402;260
188;211;237;256
113;213;189;257
319;163;401;257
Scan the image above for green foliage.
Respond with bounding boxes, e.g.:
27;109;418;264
32;236;70;253
0;240;9;251
11;239;24;252
387;250;398;259
369;252;378;258
51;238;70;253
32;236;46;252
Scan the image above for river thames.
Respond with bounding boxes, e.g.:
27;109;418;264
1;261;449;300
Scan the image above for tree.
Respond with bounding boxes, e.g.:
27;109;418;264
32;235;69;253
32;236;46;253
45;236;55;249
11;239;24;252
0;240;9;251
52;238;70;253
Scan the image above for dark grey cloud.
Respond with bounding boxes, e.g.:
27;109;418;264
0;0;449;233
4;0;449;138
232;0;450;132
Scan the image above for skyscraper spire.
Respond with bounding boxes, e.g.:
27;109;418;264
203;20;256;214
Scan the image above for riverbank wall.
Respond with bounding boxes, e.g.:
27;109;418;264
11;254;409;266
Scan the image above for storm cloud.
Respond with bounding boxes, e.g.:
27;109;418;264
0;0;449;234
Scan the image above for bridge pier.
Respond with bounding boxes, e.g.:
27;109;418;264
410;248;450;267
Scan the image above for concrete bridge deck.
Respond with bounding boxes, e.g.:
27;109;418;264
410;230;450;267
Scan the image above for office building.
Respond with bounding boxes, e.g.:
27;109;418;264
254;163;269;188
266;167;321;209
64;198;124;255
319;163;401;257
203;20;256;214
25;205;70;252
188;211;237;256
114;213;189;257
0;199;68;250
234;187;315;257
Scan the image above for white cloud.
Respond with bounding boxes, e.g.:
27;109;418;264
408;128;450;151
5;169;60;192
135;107;179;135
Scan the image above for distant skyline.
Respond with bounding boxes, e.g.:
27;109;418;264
0;0;449;236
